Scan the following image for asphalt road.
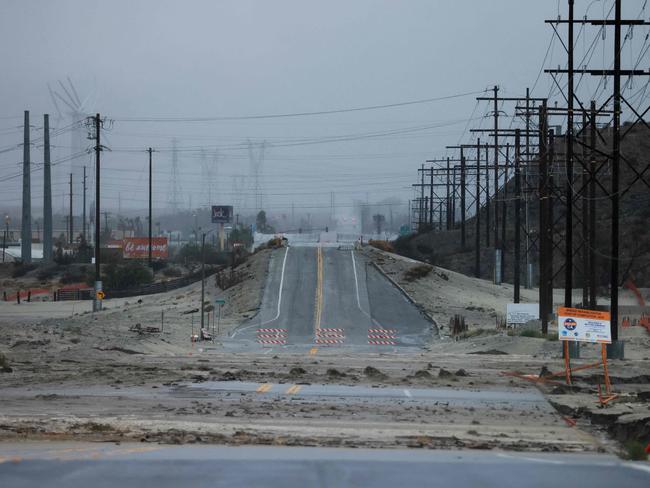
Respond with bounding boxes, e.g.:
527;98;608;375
183;379;555;409
231;245;432;348
1;443;648;488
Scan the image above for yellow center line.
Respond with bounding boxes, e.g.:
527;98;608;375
309;347;318;356
256;383;272;393
285;385;302;395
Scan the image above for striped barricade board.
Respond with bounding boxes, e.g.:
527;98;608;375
315;328;346;346
256;328;288;346
367;328;398;346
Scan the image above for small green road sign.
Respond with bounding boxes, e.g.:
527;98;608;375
215;299;226;305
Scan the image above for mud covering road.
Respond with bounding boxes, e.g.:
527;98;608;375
0;244;648;457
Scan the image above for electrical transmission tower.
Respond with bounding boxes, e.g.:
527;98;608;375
48;77;94;215
200;148;219;207
167;138;183;211
247;140;267;212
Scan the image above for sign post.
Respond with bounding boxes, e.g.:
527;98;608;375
557;307;617;404
212;206;233;252
215;299;225;337
503;307;619;406
506;303;539;326
94;280;103;312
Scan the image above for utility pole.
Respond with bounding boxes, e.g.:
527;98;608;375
610;0;621;346
426;166;433;226
2;216;8;263
589;101;597;309
581;109;589;307
201;232;206;331
93;113;102;312
82;166;87;241
475;140;481;278
102;212;110;235
493;86;499;252
514;130;521;303
541;0;650;357
538;102;550;334
485;144;490;246
451;168;457;226
21;110;32;263
460;148;466;249
148;147;153;268
564;0;575;308
501;143;509;281
419;163;425;231
43;114;53;262
524;89;531;289
446;157;451;230
69;173;73;245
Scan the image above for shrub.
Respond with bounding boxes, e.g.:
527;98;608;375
11;262;37;278
369;240;394;252
36;265;59;281
393;234;414;255
404;264;433;282
162;267;183;278
103;262;153;290
266;238;280;248
60;268;90;285
151;260;167;272
623;441;648;460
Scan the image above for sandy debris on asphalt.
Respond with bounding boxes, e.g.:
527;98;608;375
0;246;648;455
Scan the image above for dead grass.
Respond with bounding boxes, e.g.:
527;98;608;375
403;264;433;282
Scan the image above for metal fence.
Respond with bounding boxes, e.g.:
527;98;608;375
53;266;222;301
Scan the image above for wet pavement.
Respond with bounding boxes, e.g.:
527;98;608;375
1;443;648;488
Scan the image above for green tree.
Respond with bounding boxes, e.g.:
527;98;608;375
256;210;274;233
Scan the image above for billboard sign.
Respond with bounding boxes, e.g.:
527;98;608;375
211;205;233;224
557;307;611;343
506;303;539;325
123;237;169;259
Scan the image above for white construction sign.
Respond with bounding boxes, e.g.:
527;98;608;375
557;307;611;344
506;303;539;325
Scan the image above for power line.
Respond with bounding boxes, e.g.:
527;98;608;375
112;89;488;123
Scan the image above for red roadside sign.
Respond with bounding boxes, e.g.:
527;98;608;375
123;237;169;259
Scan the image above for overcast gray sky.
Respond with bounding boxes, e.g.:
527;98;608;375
1;1;644;224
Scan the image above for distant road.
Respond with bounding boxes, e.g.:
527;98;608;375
1;443;648;488
232;245;432;348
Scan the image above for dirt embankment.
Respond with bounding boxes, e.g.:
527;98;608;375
0;249;271;362
361;246;650;452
